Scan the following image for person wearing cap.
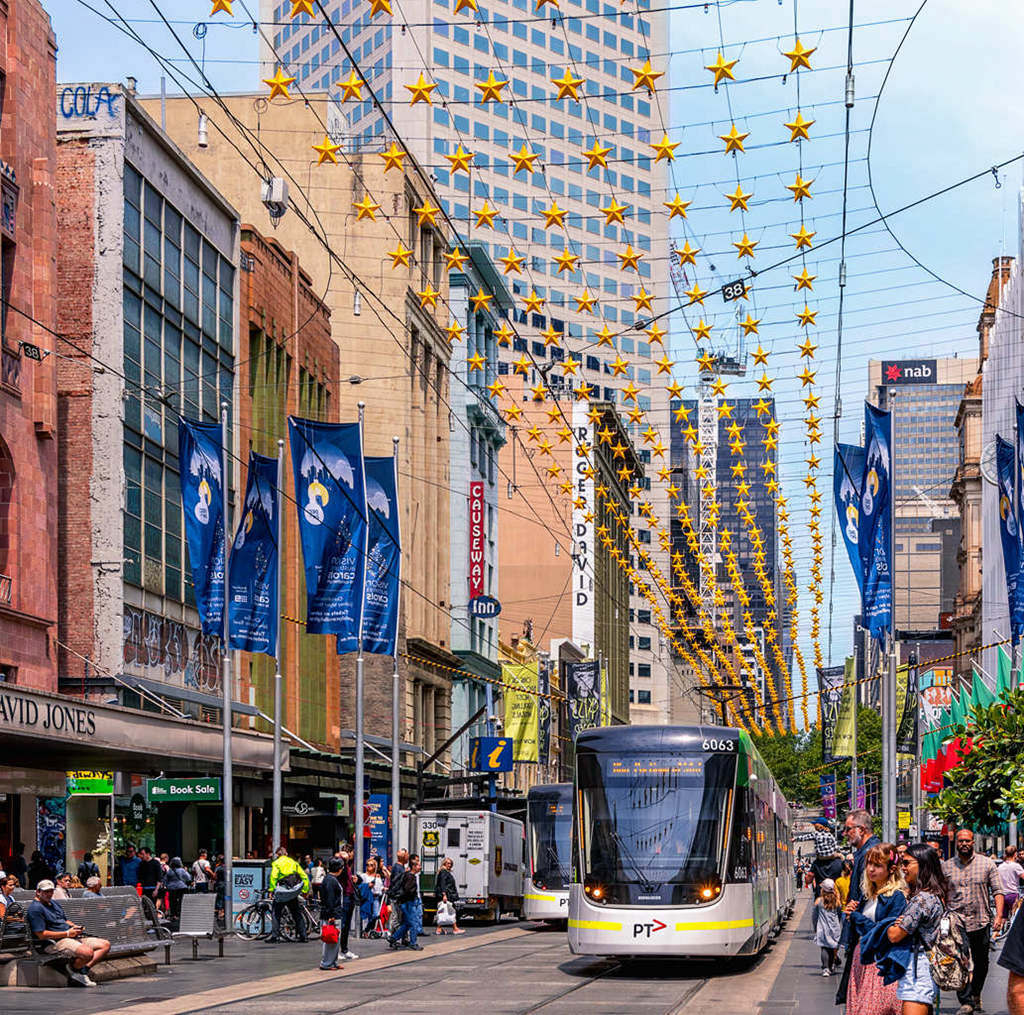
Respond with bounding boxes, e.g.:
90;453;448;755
796;818;844;924
25;880;110;987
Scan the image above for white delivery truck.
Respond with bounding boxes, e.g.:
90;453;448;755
399;809;526;922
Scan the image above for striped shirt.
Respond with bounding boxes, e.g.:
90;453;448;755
943;852;1004;932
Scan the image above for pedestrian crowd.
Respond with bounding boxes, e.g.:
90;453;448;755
799;810;1024;1015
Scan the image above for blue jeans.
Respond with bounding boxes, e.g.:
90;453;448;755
392;898;422;946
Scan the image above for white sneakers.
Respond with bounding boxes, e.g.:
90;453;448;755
69;970;98;987
342;950;358;961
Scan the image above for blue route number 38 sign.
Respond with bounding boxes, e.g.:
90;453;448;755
469;736;513;773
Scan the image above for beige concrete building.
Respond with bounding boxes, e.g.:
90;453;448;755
146;91;460;767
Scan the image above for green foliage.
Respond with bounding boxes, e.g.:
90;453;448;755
931;688;1024;830
751;707;882;809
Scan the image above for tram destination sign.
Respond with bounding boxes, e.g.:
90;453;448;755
147;777;221;803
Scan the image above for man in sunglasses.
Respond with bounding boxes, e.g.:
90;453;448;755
834;808;879;1006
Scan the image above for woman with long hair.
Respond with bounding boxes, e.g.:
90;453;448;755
887;843;949;1015
845;842;906;1015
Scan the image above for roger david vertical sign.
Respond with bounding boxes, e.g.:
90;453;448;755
567;659;602;739
571;402;595;651
468;481;485;599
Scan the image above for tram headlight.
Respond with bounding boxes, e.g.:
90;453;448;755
583;879;607;904
698;877;722;902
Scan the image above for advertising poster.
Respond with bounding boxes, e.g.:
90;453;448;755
503;661;539;763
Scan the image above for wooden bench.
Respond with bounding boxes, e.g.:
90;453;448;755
172;893;225;960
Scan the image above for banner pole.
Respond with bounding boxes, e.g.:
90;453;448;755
220;401;234;929
390;435;401;864
354;402;367;874
272;439;284;854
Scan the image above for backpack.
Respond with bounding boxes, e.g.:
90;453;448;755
925;911;973;992
278;871;303;890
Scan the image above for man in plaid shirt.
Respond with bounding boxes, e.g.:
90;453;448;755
795;818;842;861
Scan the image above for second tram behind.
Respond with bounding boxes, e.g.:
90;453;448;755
568;725;794;958
524;783;573;921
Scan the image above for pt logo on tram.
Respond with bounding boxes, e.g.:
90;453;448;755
632;918;667;938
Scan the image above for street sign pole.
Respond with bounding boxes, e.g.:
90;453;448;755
220;402;234;928
272;439;284;855
390;436;401;864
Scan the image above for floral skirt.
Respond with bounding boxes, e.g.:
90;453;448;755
847;942;901;1015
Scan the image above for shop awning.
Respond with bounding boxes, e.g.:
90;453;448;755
120;674;261;716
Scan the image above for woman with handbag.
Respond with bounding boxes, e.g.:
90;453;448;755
317;858;345;971
435;856;465;935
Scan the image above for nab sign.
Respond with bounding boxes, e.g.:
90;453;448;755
881;360;936;385
469;736;514;772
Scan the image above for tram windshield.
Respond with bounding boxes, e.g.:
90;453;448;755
577;751;736;905
528;790;573;890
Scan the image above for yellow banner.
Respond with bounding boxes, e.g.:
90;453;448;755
833;656;857;758
503;662;539;762
600;663;611;726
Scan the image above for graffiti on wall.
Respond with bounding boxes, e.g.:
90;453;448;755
122;606;221;694
37;797;66;876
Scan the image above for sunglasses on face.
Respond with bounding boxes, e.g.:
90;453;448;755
900;859;916;868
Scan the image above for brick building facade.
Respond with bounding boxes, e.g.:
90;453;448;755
0;0;59;691
235;225;342;749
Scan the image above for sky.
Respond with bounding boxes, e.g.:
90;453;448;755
50;0;1024;723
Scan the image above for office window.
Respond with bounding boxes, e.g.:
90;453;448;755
637;664;651;678
637;690;651;704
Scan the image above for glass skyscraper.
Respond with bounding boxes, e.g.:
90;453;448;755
262;0;679;717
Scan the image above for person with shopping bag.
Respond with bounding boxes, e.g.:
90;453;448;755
434;856;465;935
317;859;345;971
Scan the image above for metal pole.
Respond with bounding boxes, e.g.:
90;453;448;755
272;439;284;855
883;635;898;842
354;402;367;873
390;436;401;864
220;402;234;927
912;650;922;838
850;627;861;814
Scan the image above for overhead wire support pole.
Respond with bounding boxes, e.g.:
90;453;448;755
391;435;401;864
354;401;367;874
220;400;234;929
272;439;284;854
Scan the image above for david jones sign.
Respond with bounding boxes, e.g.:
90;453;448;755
0;692;97;736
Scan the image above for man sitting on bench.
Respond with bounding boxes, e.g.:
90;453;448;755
26;880;110;987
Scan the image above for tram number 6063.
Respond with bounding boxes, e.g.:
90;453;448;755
702;738;735;751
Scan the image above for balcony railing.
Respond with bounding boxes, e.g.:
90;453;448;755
0;573;11;605
1;346;20;395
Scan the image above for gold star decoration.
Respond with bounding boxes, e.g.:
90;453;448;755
750;344;769;366
498;247;525;275
512;355;531;376
551;67;585;101
380;143;406;172
510;144;540;174
675;240;700;266
553;248;579;274
791;224;815;250
786;173;814;201
719;123;749;154
417;285;440;309
210;0;233;13
367;0;392;14
796;304;818;327
475;71;508;103
263;67;297;100
312;136;341;165
741;314;762;337
444;247;469;272
470;288;493;313
695;349;715;372
594;324;615;347
405;73;437;105
540;324;563;346
581;140;612;171
646;322;666;345
467;351;486;372
493;324;514;346
473;201;499;229
454;0;477;11
561;357;581;377
630;59;664;94
610;354;629;377
504;403;523;422
336;71;364;101
797;365;817;387
616;244;643;272
651;134;679;162
574;289;598;313
521;289;545;314
289;0;314;17
793;267;816;291
692;318;713;341
353;194;381;221
445;144;475;175
798;337;817;358
601;198;628;225
783;38;816;71
724;184;753;212
705;51;738;87
487;379;507;400
663;192;691;219
445;321;466;343
733;233;758;259
413;201;440;227
633;287;654;313
541;201;568;229
785;111;814;143
387;243;413;269
655;354;674;375
710;377;728;397
685;281;707;305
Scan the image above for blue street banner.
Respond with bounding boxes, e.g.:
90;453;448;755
820;773;837;820
357;456;401;656
858;402;893;642
1015;399;1024;630
537;659;552;767
995;435;1023;644
227;452;279;655
468;736;514;772
834;443;865;595
178;417;225;636
288;416;367;645
366;793;391;863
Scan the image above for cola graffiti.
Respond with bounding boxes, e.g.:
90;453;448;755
123;606;221;693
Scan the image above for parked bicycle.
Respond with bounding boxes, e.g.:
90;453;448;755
234;888;320;941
